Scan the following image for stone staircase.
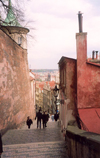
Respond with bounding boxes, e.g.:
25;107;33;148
2;141;67;158
2;121;69;158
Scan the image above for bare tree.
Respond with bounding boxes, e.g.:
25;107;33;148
0;0;35;44
0;0;25;26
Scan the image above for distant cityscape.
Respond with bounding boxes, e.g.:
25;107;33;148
32;69;58;73
31;69;59;83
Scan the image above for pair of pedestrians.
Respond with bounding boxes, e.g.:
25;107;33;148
26;110;49;129
36;110;48;129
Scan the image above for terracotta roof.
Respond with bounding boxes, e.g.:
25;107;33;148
86;61;100;67
39;84;44;90
31;71;36;75
30;76;34;81
49;81;55;88
45;81;55;88
36;81;56;90
29;69;36;75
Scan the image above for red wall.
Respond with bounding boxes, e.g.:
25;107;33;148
76;32;100;134
0;30;35;134
76;33;100;108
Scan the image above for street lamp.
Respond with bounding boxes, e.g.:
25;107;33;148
53;85;59;114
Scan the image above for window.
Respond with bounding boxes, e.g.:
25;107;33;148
18;36;22;46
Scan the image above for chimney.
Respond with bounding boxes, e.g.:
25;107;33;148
76;11;87;66
92;51;95;60
96;51;98;59
78;11;83;33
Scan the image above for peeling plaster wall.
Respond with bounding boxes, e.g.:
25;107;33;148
66;59;77;110
76;32;100;108
0;30;35;134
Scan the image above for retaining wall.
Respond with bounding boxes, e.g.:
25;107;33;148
65;126;100;158
0;30;35;134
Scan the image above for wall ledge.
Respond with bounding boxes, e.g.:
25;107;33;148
66;126;100;152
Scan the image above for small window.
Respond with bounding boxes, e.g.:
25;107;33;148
18;36;22;46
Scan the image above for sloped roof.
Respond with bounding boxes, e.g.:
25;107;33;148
86;61;100;67
45;81;55;89
58;56;76;65
36;81;55;90
49;81;55;88
39;84;44;91
30;76;34;81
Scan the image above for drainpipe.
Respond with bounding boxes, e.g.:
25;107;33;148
78;11;83;33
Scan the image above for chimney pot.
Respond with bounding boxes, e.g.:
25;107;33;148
96;51;98;59
92;50;95;60
78;11;83;33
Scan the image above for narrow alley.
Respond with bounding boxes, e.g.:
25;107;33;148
2;120;69;158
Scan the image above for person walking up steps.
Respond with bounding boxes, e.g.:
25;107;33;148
26;116;33;129
36;110;42;129
42;112;47;128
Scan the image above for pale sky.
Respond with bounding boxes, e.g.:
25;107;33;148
23;0;100;69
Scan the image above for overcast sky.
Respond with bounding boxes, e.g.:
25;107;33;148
23;0;100;69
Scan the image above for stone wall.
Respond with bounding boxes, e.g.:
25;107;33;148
65;126;100;158
0;30;35;134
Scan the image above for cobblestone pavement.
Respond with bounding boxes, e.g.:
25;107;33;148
2;120;69;158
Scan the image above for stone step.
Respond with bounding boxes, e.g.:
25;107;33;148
3;126;64;145
2;141;68;158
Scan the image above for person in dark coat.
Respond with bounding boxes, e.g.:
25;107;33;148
36;110;42;129
54;113;59;121
46;113;49;123
0;133;3;158
42;112;47;128
26;116;33;129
